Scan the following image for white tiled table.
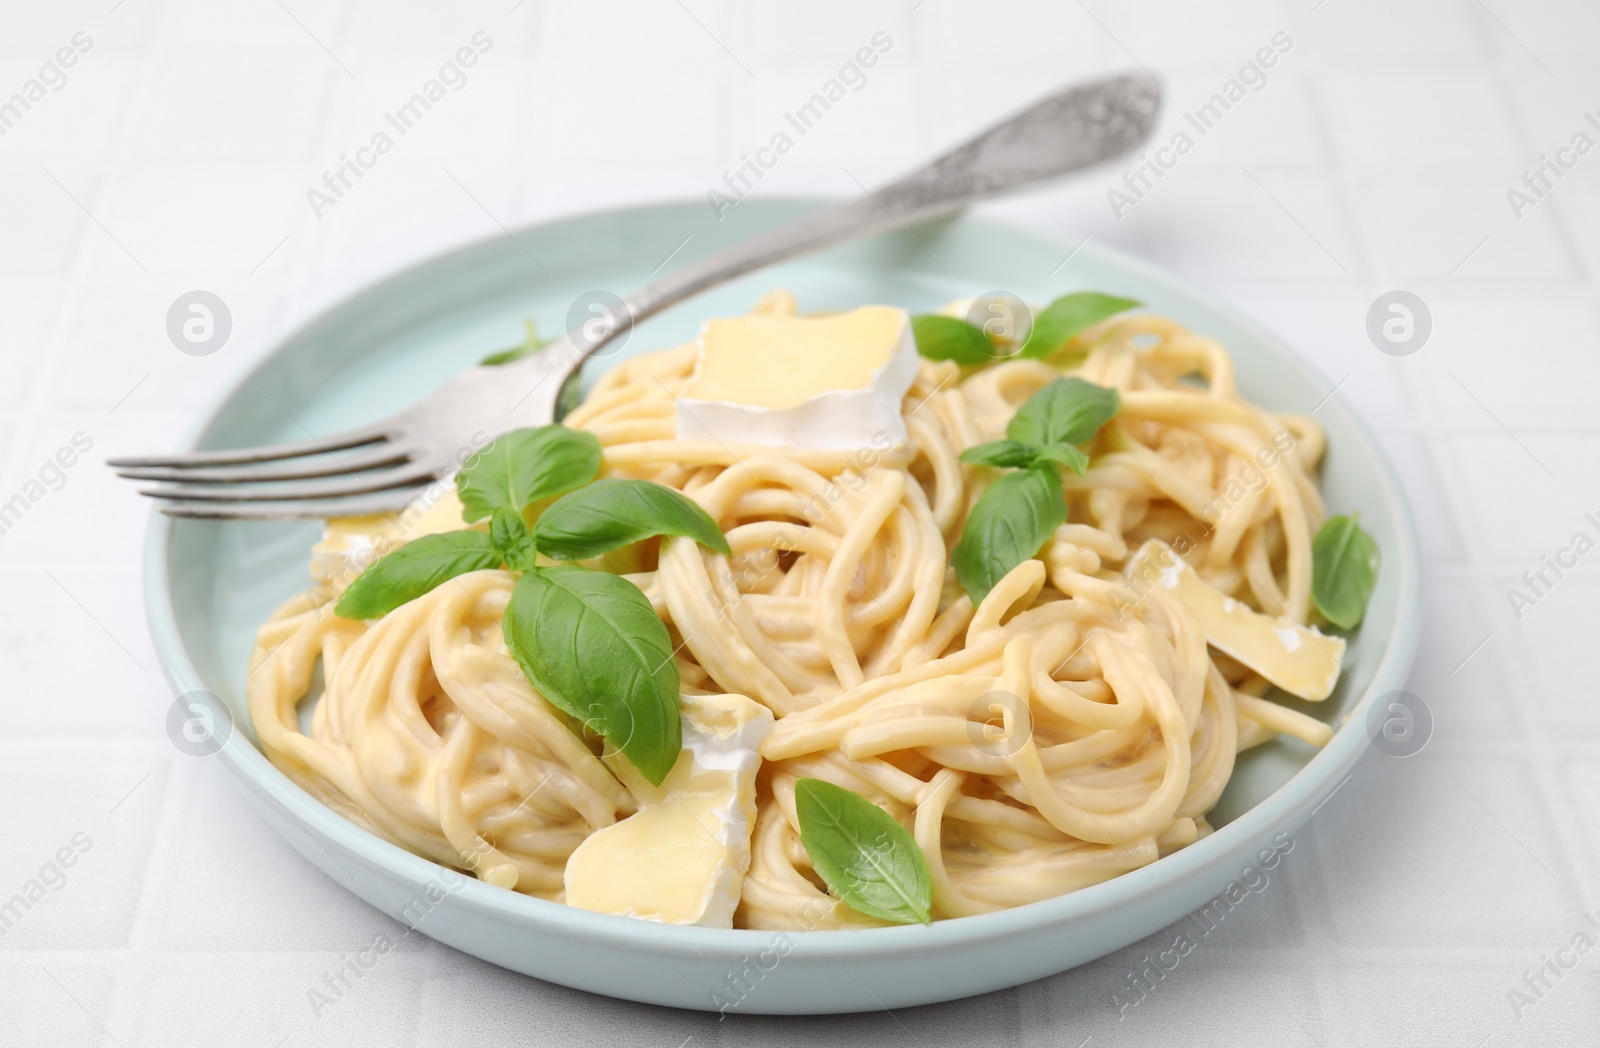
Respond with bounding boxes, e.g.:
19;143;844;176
2;1;1596;1044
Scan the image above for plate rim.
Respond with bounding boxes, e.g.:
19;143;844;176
141;196;1422;960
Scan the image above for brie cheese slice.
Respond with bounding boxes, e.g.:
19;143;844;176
675;305;919;450
1127;540;1345;701
563;693;773;927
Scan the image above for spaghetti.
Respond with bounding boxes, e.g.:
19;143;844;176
248;290;1338;927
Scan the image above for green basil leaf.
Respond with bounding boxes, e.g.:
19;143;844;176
490;506;539;572
479;319;547;366
534;478;731;561
794;778;932;925
334;531;502;620
1018;291;1139;358
502;566;682;786
1007;377;1121;449
1032;442;1091;476
952;465;1066;604
1312;513;1379;629
456;425;601;523
958;440;1039;469
911;314;993;366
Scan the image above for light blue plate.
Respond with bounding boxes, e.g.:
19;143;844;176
144;199;1420;1014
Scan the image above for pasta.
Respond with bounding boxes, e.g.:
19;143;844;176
248;290;1342;927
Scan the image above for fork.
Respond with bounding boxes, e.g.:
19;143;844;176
109;73;1160;520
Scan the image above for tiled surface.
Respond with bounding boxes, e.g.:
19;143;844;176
2;1;1596;1044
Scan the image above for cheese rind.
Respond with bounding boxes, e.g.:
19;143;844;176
563;693;773;927
675;306;919;450
1127;540;1345;701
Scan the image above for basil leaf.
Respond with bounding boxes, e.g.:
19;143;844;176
490;506;539;572
480;319;547;366
794;778;932;925
456;425;601;523
1007;377;1120;449
1312;513;1379;629
502;566;682;786
1032;442;1091;476
952;465;1066;604
1018;291;1139;358
334;531;502;620
958;440;1039;469
534;478;731;561
911;314;993;366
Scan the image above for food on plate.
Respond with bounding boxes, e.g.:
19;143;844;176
248;287;1377;929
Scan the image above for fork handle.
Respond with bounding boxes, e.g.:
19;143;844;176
537;72;1160;373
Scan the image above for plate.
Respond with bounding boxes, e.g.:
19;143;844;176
145;198;1420;1014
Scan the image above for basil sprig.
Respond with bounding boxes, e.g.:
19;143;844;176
1311;513;1379;629
1029;442;1091;474
479;319;548;366
335;531;504;620
794;778;932;925
1006;377;1121;447
1018;291;1139;358
956;439;1039;470
456;425;602;523
333;424;729;786
952;466;1066;604
490;506;539;573
952;377;1120;602
504;565;682;785
534;478;731;561
910;314;993;366
910;290;1138;365
959;376;1119;480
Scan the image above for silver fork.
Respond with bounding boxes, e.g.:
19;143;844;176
109;73;1160;520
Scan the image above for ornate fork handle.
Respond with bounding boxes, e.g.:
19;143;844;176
522;74;1160;384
